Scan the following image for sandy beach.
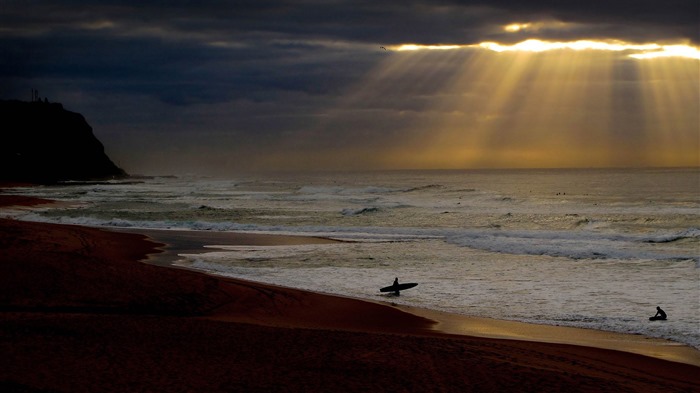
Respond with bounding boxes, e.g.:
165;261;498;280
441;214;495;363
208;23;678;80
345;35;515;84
1;195;699;392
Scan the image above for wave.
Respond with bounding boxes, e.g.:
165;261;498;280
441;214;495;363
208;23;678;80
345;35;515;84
196;205;218;211
401;184;443;193
445;228;699;262
341;207;380;216
641;227;700;243
298;183;445;197
12;211;698;263
57;179;147;186
297;185;397;195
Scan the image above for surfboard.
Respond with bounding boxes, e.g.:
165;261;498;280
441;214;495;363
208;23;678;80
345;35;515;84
649;316;667;321
380;283;418;292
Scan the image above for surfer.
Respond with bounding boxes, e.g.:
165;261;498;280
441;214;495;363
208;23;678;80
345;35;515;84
380;279;416;296
651;306;667;320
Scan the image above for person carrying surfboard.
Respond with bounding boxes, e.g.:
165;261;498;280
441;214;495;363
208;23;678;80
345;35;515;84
393;277;399;296
379;278;417;296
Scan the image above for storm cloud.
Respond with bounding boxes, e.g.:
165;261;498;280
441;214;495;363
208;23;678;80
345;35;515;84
1;1;698;173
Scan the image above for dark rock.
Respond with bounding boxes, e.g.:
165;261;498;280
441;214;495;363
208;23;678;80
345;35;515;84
0;100;127;183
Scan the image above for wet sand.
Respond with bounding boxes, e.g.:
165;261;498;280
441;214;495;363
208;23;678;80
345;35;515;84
137;227;700;366
1;196;699;392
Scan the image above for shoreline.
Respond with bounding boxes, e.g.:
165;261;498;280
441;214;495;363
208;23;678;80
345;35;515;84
2;196;699;391
131;226;700;366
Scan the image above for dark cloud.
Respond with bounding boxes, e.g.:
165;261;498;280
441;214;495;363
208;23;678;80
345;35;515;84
485;0;699;40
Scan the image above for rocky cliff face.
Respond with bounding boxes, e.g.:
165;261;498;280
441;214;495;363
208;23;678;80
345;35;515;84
0;100;127;183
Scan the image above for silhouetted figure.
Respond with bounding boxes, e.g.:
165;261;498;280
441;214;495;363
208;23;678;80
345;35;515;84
650;306;667;321
379;278;417;295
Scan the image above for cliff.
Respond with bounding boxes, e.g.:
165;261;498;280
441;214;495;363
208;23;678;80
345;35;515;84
0;100;127;183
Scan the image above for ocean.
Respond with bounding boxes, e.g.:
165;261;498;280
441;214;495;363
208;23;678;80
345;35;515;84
4;168;699;348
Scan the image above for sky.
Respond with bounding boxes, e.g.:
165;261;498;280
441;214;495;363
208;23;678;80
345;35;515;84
1;1;698;175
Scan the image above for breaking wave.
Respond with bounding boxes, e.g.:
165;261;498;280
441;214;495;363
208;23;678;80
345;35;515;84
341;207;380;216
14;210;698;264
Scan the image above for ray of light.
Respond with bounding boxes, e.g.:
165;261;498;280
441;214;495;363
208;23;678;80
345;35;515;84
278;48;470;169
416;49;625;168
277;38;699;170
636;58;700;166
378;43;698;169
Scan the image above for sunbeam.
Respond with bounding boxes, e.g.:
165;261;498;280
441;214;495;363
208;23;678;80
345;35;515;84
316;39;699;169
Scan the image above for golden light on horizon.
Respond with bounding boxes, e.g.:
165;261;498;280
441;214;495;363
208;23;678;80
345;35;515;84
391;44;463;51
479;39;660;53
392;39;700;60
629;44;700;59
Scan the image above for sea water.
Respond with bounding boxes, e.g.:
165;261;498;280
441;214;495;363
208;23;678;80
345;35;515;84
4;168;699;348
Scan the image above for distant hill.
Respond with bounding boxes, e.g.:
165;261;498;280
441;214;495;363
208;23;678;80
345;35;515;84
0;100;127;183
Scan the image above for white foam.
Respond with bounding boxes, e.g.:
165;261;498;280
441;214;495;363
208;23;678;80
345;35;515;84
5;169;699;349
445;228;700;262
